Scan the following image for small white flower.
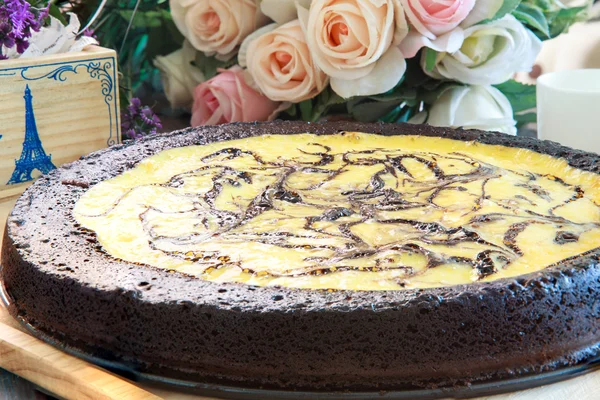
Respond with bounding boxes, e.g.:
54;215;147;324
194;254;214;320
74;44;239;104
425;85;517;135
424;15;542;85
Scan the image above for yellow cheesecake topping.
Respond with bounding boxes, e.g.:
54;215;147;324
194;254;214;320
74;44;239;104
74;133;600;290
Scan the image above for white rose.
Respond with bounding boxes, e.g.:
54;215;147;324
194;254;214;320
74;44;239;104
170;0;269;57
424;15;542;85
260;0;311;24
426;85;517;135
154;41;205;109
297;0;408;98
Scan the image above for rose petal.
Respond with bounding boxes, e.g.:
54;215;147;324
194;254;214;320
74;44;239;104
179;0;267;55
427;85;468;126
331;46;406;98
401;0;474;38
460;0;505;28
303;0;397;80
426;15;542;85
170;0;196;37
246;19;327;102
426;85;517;135
399;27;464;58
239;23;278;68
261;0;311;24
393;0;409;45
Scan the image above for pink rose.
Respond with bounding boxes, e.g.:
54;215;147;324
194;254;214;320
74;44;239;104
399;0;475;58
403;0;475;37
191;66;280;126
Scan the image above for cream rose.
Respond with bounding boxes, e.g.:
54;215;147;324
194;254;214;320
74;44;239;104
154;41;205;109
191;66;280;126
242;20;328;103
260;0;312;24
425;85;517;135
424;15;542;85
170;0;269;56
297;0;408;98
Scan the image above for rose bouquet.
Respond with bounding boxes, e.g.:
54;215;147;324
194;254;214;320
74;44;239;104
156;0;589;135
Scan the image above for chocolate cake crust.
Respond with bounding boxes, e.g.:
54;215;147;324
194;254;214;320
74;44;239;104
3;121;600;391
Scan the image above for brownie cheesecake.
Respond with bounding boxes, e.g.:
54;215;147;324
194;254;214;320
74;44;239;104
2;121;600;392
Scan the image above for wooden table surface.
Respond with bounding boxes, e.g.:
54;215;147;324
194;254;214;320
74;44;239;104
0;195;599;400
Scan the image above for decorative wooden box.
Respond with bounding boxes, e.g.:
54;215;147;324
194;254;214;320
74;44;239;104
0;46;120;201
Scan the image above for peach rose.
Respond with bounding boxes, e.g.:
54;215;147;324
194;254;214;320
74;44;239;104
297;0;408;98
399;0;475;58
260;0;311;24
242;20;328;103
170;0;268;57
191;66;280;126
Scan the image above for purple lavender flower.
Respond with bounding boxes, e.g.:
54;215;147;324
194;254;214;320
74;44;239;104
121;98;162;140
6;0;32;38
14;36;27;52
140;107;162;128
0;21;14;48
82;28;97;40
0;0;47;59
127;97;142;114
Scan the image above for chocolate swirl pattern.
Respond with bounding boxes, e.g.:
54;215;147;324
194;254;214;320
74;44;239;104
74;133;600;290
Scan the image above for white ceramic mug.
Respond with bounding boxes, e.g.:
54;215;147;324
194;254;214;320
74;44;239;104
537;69;600;153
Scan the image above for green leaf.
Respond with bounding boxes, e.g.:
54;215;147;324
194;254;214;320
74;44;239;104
532;0;552;11
419;83;456;105
310;88;345;121
299;100;313;121
515;111;537;127
359;88;418;104
347;85;421;122
350;101;404;122
48;4;68;25
424;48;438;72
494;80;537;115
164;18;185;46
513;3;550;38
547;5;588;38
145;19;184;59
285;87;346;122
379;103;419;124
283;103;298;118
193;52;237;80
118;10;168;29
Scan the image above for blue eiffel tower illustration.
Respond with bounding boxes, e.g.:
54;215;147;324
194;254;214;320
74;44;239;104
8;85;56;184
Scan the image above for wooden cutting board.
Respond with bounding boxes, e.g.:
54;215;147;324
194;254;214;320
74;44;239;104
0;196;598;400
